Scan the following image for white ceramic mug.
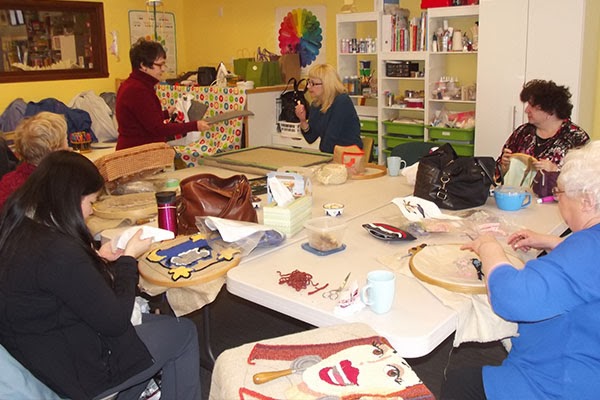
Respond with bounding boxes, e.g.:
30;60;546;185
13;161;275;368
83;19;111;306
387;156;407;177
360;270;396;314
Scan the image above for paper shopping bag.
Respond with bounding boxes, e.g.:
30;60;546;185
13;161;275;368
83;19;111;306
278;53;301;82
267;61;283;86
246;61;282;87
233;57;253;79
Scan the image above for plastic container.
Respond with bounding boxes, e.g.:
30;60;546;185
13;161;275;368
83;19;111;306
383;121;425;136
304;217;348;252
360;119;378;132
323;202;345;217
428;126;475;142
404;98;424;108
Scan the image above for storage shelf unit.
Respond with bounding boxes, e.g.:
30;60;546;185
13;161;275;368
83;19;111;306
337;5;480;164
336;12;379;160
338;0;598;163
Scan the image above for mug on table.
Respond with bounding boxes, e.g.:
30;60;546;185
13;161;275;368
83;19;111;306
494;186;532;211
360;270;396;314
387;156;406;176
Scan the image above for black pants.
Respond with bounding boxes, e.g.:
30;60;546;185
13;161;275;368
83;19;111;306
93;314;201;400
440;367;487;400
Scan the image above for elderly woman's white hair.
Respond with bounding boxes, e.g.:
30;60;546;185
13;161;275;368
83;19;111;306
558;140;600;207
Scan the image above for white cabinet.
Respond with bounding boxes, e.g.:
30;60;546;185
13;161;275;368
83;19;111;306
475;0;597;157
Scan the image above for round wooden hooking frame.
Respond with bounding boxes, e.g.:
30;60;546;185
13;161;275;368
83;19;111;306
409;244;525;295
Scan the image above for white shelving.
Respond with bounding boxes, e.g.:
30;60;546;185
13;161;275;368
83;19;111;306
337;1;598;161
336;12;378;120
337;6;480;163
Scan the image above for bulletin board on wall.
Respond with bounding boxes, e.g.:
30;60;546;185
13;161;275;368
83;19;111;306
129;10;177;76
275;6;326;75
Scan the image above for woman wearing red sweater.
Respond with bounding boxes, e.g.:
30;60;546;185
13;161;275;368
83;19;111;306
115;39;210;150
0;112;69;209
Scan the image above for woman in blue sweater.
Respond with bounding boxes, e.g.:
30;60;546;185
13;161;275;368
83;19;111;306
295;64;363;153
442;141;600;399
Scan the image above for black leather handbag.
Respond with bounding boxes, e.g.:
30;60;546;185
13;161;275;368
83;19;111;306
278;78;309;123
414;143;497;210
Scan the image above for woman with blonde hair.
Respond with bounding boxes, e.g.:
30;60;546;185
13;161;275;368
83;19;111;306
294;63;363;153
0;111;69;208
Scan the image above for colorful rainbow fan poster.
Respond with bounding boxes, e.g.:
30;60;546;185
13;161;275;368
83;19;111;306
278;8;323;68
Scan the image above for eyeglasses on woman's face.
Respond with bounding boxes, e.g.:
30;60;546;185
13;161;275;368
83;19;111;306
552;186;566;201
307;79;323;87
153;62;167;69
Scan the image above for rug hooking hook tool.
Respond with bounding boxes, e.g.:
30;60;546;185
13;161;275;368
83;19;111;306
322;272;351;300
253;355;321;385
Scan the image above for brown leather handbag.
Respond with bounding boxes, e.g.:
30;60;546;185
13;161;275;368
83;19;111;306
178;173;258;234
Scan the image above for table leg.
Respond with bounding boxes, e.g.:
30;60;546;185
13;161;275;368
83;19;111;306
201;305;216;370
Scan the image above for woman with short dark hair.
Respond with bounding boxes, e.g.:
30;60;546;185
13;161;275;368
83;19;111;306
116;39;210;150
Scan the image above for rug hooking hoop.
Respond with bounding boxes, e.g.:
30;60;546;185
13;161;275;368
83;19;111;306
409;244;525;295
138;235;242;288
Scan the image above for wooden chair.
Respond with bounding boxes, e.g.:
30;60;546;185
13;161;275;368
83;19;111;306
361;136;374;163
390;141;437;166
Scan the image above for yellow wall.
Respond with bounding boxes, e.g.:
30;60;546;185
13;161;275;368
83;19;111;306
0;0;185;111
1;0;598;138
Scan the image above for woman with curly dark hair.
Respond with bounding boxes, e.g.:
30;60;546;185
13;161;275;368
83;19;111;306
496;79;589;180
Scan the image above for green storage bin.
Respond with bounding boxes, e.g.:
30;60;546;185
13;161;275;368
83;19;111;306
431;140;474;156
360;119;378;132
383;121;425;137
428;126;474;142
361;132;378;146
384;135;425;149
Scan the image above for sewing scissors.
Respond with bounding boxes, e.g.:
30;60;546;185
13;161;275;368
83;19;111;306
322;272;351;300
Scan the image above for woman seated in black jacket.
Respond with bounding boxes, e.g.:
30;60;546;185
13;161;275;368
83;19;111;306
0;150;200;400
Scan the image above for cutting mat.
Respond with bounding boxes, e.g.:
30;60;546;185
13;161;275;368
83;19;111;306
202;146;332;175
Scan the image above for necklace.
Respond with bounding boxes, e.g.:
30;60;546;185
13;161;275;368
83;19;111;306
534;134;551;158
535;135;549;147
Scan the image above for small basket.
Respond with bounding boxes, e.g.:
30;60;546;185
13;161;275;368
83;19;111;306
278;121;301;135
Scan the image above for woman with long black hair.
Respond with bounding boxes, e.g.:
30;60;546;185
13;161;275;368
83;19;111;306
0;150;200;400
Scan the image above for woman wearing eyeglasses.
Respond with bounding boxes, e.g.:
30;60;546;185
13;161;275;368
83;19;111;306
115;39;210;150
495;80;589;190
442;141;600;400
294;64;363;153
